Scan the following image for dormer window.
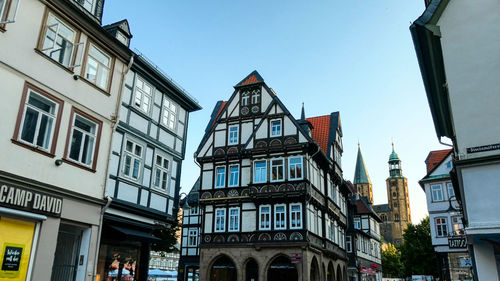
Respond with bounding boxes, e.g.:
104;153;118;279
116;31;129;46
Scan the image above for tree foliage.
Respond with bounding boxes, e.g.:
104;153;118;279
382;243;403;278
399;217;438;277
151;215;181;253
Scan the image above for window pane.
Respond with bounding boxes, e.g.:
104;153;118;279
21;108;38;144
134;145;142;157
75;116;94;133
155;169;161;187
132;159;140;179
126;141;133;152
86;58;98;82
89;45;110;66
162;172;168;190
37;114;53;149
28;94;54;113
69;129;83;161
124;156;131;175
97;67;109;89
82;135;94;165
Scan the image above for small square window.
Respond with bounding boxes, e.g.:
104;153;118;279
270;120;282;137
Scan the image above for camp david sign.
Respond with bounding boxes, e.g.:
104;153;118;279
0;182;62;217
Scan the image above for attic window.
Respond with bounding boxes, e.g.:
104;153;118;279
116;31;129;46
251;89;260;104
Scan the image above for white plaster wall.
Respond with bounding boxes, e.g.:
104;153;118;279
242;211;256;232
283;116;296;136
205;213;213;233
430;155;453;176
255;121;267;139
461;163;500;229
438;0;500;159
472;239;500;281
214;131;226;147
241;122;253;145
227;95;239;118
261;87;273;110
199;135;213;157
201;171;213;190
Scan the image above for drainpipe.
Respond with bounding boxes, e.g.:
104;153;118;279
93;54;134;281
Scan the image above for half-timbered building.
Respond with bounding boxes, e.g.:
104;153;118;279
194;71;350;281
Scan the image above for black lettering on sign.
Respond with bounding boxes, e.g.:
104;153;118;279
1;246;23;271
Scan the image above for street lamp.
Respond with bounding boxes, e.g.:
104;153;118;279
446;195;460;213
179;192;191;210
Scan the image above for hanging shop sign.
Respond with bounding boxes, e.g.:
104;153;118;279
0;182;62;217
448;236;467;249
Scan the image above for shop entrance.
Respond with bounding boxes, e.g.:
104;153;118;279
245;258;258;281
51;224;83;281
267;256;298;281
210;255;237;281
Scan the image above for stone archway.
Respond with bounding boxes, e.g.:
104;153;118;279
245;258;259;281
210;255;237;281
327;262;335;281
310;256;320;281
266;255;298;281
336;264;342;281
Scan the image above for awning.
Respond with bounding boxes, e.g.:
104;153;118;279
110;225;161;242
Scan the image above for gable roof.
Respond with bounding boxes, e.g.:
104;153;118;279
103;19;132;38
234;70;265;87
180;178;200;207
425;148;452;174
353;145;371;184
196;101;227;154
307;115;330;154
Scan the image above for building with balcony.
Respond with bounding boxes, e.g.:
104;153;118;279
411;0;500;279
194;71;350;281
419;149;473;281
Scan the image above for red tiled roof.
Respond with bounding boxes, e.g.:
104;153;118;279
210;101;227;130
241;74;259;86
356;199;371;214
425;149;453;174
307;115;330;154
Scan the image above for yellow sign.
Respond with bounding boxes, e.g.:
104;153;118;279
0;218;35;281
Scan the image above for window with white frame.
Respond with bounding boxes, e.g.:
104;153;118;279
215;208;226;232
254;160;267;183
188;229;198;247
275;205;286;230
346;236;352;253
190;206;199;215
270;159;284;182
122;139;143;180
251;89;260;104
288;156;303;180
41;13;77;67
75;0;96;15
431;184;444;201
435;217;448;237
153;154;169;191
270;119;282;137
447;182;455;199
354;217;360;230
134;77;153;114
228;207;240;232
259;205;271;230
215;166;226;188
18;89;59;151
228;125;238;145
228;165;239;187
162;98;178;130
67;113;98;167
84;43;111;90
241;91;250;106
290;203;302;229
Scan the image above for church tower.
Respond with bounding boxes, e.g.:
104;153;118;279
353;143;373;203
386;143;411;245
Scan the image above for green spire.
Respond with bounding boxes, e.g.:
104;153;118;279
354;143;372;184
389;142;400;162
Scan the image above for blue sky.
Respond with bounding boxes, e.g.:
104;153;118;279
103;0;447;223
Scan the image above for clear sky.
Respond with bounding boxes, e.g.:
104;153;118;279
103;0;448;224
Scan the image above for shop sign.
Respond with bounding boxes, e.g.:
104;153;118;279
360;266;376;274
0;243;24;278
291;253;302;264
448;236;467;249
0;182;62;217
467;143;500;154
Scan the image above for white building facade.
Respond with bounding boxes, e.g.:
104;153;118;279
420;150;473;281
412;0;500;279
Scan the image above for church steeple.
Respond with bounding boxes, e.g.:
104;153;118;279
388;142;402;177
353;143;373;203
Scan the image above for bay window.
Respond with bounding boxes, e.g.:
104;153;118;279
259;205;271;230
270;158;284;182
288;156;303;180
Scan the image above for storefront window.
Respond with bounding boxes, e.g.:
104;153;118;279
186;267;199;281
97;244;140;281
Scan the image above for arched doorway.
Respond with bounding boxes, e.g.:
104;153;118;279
310;257;320;281
267;256;298;281
336;265;342;281
210;255;237;281
327;262;335;281
245;258;259;281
